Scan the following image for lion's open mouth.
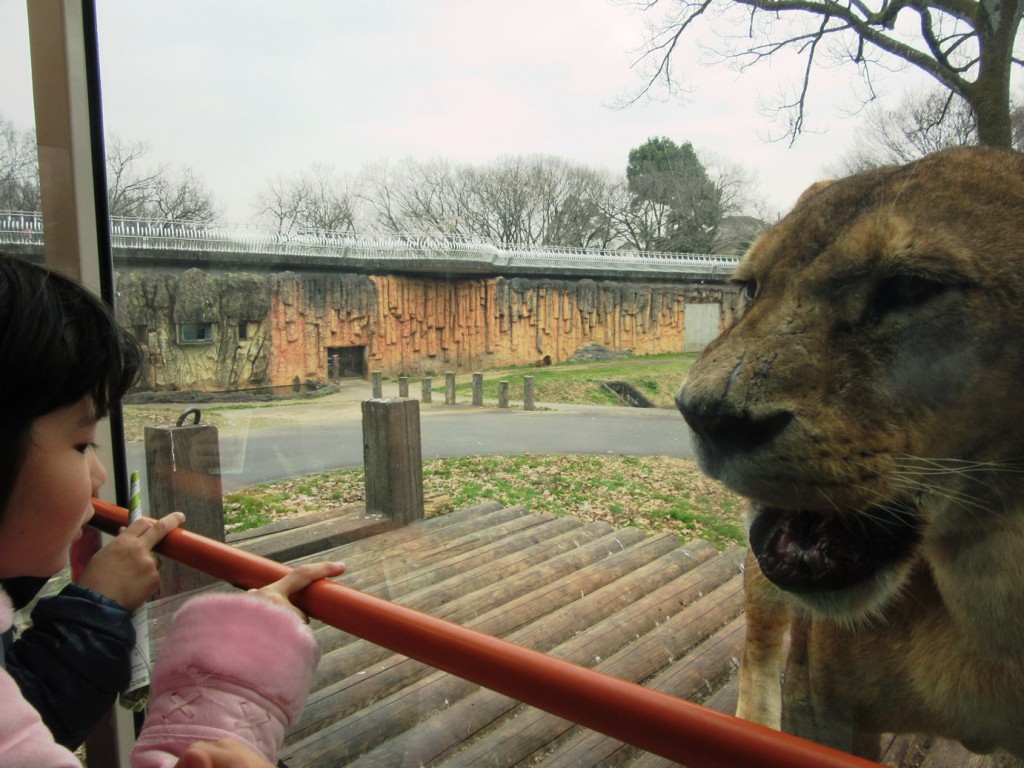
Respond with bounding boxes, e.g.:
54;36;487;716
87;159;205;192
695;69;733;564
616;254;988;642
748;503;921;593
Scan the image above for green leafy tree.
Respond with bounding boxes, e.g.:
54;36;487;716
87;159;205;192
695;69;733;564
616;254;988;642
624;138;722;253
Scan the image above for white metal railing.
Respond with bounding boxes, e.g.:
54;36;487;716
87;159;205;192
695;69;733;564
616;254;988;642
0;211;740;278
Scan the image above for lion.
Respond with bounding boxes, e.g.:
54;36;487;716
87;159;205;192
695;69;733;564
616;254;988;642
675;147;1024;761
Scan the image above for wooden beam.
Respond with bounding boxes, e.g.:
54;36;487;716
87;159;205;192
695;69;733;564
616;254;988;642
362;398;424;524
144;421;225;593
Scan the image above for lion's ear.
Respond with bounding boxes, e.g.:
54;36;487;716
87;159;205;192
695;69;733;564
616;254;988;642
795;179;835;207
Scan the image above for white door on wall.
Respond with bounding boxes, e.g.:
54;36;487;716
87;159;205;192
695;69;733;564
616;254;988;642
683;303;721;352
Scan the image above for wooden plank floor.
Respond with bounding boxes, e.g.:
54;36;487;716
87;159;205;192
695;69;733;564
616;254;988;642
149;504;1023;767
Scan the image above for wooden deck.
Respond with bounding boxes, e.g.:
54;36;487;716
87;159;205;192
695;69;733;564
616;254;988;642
149;503;1023;767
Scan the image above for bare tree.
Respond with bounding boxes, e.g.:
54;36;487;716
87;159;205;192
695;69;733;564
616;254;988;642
841;89;980;171
255;173;304;234
0;115;40;211
628;0;1023;148
256;164;357;234
463;158;538;243
700;151;771;252
539;166;621;248
1;124;220;221
358;158;474;236
701;151;761;219
105;135;165;217
464;156;616;246
152;167;220;224
610;184;677;252
359;155;617;247
106;134;220;222
836;87;1024;173
1014;99;1024;146
299;164;358;232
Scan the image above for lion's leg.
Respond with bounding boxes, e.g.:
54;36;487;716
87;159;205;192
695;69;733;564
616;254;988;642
736;549;789;729
737;551;881;758
778;614;819;741
782;615;878;757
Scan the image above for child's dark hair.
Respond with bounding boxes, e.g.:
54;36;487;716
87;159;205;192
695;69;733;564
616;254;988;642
0;255;142;513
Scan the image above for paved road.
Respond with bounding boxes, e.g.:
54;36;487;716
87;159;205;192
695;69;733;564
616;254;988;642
125;384;696;492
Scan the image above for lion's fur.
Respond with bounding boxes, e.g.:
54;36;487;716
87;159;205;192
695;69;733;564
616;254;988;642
676;147;1024;759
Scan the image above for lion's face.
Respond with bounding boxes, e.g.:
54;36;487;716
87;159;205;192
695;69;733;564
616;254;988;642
677;148;1024;620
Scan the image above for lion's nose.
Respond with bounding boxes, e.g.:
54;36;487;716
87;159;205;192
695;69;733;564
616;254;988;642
676;390;793;457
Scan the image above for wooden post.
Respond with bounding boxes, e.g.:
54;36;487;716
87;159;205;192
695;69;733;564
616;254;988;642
398;376;409;398
144;411;224;595
362;398;424;524
472;372;484;406
498;380;510;408
524;375;535;411
445;372;456;405
421;377;432;403
372;370;383;398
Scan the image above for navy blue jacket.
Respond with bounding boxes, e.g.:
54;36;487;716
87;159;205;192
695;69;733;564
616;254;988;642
1;576;135;750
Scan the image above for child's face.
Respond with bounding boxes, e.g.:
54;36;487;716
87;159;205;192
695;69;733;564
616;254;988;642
0;396;107;579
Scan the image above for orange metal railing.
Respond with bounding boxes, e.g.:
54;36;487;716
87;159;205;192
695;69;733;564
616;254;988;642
90;498;881;768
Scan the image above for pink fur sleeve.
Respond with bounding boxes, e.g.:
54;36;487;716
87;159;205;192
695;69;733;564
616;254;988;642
131;592;320;767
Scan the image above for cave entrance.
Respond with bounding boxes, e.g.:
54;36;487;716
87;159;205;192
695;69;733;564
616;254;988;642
326;346;367;380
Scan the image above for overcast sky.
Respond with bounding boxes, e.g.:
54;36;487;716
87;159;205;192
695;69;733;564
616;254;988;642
2;1;937;224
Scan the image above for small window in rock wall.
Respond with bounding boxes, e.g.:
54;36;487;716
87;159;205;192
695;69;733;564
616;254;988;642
132;324;147;342
238;321;250;341
178;322;214;345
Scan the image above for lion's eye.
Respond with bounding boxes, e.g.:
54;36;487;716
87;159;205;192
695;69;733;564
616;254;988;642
868;275;949;321
737;281;757;302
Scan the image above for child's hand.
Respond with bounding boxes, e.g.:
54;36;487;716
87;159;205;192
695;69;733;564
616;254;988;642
174;737;275;767
76;512;185;610
248;561;347;623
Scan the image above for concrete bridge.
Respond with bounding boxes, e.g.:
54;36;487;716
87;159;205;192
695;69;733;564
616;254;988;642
0;210;739;282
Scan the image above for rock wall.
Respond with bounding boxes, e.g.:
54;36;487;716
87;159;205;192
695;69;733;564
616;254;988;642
117;269;273;391
268;274;735;382
269;272;377;385
117;270;736;392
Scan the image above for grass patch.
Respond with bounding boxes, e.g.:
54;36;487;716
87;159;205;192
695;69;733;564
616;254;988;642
223;454;747;549
447;353;698;408
222;492;282;532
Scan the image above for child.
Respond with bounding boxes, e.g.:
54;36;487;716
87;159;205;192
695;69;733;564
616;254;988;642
3;493;186;749
0;254;345;767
